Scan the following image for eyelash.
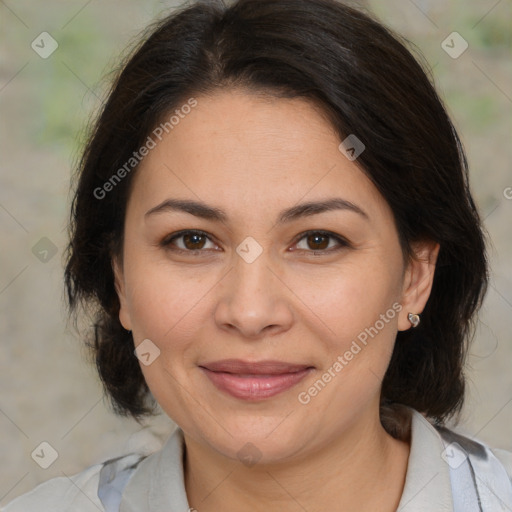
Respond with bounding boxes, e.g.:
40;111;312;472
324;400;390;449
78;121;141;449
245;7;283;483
160;229;350;256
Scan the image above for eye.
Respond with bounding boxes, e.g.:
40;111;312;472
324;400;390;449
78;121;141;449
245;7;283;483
160;229;349;256
161;230;219;253
292;230;349;254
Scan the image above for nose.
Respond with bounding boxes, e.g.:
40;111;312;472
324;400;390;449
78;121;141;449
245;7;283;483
214;252;294;340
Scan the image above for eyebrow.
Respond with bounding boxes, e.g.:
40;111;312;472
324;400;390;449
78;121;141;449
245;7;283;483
144;197;369;223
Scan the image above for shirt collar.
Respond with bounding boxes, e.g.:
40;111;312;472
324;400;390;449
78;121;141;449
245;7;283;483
397;409;454;511
120;408;454;511
120;426;188;512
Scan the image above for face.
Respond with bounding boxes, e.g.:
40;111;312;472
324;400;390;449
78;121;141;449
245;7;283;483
114;89;437;464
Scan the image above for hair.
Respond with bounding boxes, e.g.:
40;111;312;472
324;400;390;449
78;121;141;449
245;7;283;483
64;0;488;436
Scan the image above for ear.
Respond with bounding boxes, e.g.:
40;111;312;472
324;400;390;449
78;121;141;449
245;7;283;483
397;240;440;331
112;255;132;331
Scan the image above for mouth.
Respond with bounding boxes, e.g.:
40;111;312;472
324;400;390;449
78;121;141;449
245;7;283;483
199;359;315;401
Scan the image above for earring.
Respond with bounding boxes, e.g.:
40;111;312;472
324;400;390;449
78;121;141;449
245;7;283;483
408;313;420;328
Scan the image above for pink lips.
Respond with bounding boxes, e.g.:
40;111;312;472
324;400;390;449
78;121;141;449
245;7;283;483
199;359;314;400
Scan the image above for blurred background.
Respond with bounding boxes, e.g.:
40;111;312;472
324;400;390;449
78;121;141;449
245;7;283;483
1;0;511;503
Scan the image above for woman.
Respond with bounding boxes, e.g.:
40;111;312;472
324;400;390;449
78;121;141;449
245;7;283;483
3;0;511;510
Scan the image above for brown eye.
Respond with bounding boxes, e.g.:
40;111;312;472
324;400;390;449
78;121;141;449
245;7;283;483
294;230;348;254
161;230;217;253
182;232;207;250
306;233;330;250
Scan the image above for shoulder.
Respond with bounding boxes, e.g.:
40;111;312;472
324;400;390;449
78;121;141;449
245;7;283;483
0;463;105;512
1;430;178;512
492;447;512;480
427;412;512;508
410;408;512;480
398;408;512;511
434;417;512;481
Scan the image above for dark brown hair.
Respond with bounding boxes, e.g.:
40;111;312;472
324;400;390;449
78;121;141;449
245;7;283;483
64;0;488;433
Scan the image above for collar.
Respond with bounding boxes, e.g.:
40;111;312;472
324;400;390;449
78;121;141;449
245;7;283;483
396;410;454;511
120;409;455;511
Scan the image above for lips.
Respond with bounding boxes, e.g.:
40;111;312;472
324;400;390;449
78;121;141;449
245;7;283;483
199;359;314;400
200;359;312;374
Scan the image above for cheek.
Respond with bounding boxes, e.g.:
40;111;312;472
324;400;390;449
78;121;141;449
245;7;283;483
122;257;211;422
122;254;208;350
124;249;402;345
293;260;403;394
293;262;402;411
297;259;401;336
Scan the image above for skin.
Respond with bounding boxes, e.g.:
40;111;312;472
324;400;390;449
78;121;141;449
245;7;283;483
113;88;439;512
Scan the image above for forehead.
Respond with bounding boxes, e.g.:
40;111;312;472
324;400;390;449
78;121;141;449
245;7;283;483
128;89;389;222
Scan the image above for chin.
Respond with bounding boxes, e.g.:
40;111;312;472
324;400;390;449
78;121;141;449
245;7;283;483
188;412;317;466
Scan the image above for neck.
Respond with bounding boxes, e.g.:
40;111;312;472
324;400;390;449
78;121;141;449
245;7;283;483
183;406;411;512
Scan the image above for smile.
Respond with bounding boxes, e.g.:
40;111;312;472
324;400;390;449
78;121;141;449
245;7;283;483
199;359;314;400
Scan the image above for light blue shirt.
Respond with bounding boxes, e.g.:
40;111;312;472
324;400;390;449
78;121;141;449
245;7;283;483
3;408;512;511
